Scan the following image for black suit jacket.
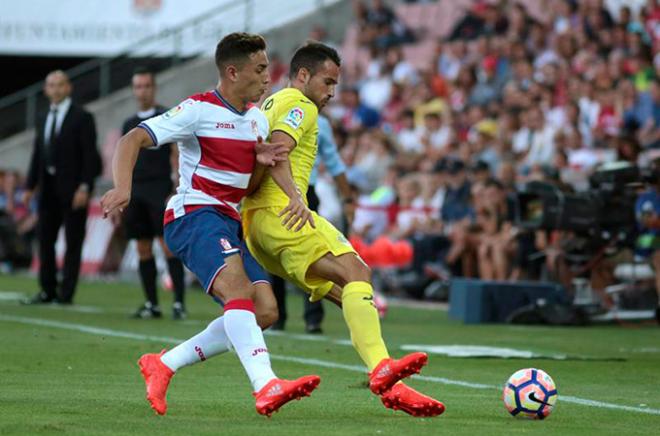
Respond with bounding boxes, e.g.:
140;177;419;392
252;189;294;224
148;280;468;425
27;103;101;204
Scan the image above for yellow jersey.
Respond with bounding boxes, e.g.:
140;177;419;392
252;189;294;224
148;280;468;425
243;87;319;210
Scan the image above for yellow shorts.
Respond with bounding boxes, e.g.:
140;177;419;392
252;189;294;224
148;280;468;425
243;207;356;301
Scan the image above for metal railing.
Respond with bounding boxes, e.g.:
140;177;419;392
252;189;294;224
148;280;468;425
0;0;255;139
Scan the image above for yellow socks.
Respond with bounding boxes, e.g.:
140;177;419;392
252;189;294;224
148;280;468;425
341;281;389;370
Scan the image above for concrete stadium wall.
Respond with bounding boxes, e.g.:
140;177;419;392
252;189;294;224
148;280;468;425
0;0;353;188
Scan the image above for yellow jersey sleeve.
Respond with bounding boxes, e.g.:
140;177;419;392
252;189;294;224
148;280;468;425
263;93;318;146
244;88;319;211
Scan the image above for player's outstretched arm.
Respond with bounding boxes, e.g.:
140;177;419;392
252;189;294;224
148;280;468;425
246;136;290;196
100;127;154;218
246;164;267;197
255;135;290;167
268;130;315;231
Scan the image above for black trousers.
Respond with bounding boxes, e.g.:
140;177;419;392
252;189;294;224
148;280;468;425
271;186;324;327
38;176;88;303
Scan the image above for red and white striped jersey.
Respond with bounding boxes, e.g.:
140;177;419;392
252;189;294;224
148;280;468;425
138;90;269;224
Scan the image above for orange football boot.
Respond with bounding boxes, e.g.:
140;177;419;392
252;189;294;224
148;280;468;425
254;375;321;417
380;383;445;417
138;350;174;415
368;352;428;394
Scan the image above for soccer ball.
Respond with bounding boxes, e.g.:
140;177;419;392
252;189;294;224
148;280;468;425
503;368;558;419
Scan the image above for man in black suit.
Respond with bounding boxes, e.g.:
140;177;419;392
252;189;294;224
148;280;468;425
23;70;101;305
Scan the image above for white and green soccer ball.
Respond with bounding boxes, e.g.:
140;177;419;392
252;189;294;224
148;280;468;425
503;368;558;419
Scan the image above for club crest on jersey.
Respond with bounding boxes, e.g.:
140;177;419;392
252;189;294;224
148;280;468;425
219;238;233;251
284;107;304;129
163;104;184;119
251;119;259;137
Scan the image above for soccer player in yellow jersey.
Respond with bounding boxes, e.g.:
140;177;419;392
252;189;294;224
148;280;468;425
243;42;445;417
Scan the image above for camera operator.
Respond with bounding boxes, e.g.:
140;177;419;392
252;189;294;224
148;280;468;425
476;178;519;281
635;161;660;324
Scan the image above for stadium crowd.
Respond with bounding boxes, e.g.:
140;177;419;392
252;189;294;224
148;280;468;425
296;0;660;301
1;0;659;306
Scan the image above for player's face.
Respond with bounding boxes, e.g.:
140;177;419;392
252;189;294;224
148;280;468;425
304;59;339;109
132;74;156;109
237;50;270;103
44;72;71;105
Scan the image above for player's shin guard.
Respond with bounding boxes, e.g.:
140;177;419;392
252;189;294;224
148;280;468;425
341;281;389;370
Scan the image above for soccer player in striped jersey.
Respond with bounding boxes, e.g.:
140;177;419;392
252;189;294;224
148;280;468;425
101;32;320;417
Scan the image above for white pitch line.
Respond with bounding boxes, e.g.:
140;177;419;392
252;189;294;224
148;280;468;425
561;396;659;415
42;304;106;314
1;314;660;416
0;314;181;344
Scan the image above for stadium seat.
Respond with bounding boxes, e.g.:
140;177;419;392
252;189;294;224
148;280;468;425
401;38;438;71
516;0;551;24
427;0;473;39
395;3;427;35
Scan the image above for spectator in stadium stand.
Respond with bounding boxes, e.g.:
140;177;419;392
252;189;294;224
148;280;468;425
0;170;37;271
388;174;429;241
440;159;477;276
637;78;660;148
520;106;558;171
119;67;187;320
357;0;414;49
635;157;660;324
449;1;508;41
336;87;381;131
331;0;660;298
22;70;101;305
475;178;518;281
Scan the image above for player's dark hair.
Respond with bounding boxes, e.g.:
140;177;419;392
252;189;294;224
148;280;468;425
132;66;156;83
289;41;341;79
215;32;267;73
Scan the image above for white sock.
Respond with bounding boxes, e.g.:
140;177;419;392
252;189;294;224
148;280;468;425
223;300;276;392
160;315;230;372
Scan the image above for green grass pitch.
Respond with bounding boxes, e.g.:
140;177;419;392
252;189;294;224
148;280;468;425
1;274;659;435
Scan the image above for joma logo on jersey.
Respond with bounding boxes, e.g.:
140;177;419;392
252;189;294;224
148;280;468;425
216;122;235;129
252;347;268;356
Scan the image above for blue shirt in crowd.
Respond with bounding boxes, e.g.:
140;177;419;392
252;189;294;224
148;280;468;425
635;188;660;255
309;115;346;186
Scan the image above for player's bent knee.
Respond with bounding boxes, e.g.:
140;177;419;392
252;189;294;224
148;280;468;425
253;282;278;329
214;281;256;302
348;258;372;283
257;308;278;330
210;260;256;302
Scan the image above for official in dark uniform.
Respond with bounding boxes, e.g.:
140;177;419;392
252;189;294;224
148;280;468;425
23;70;101;305
121;67;186;320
